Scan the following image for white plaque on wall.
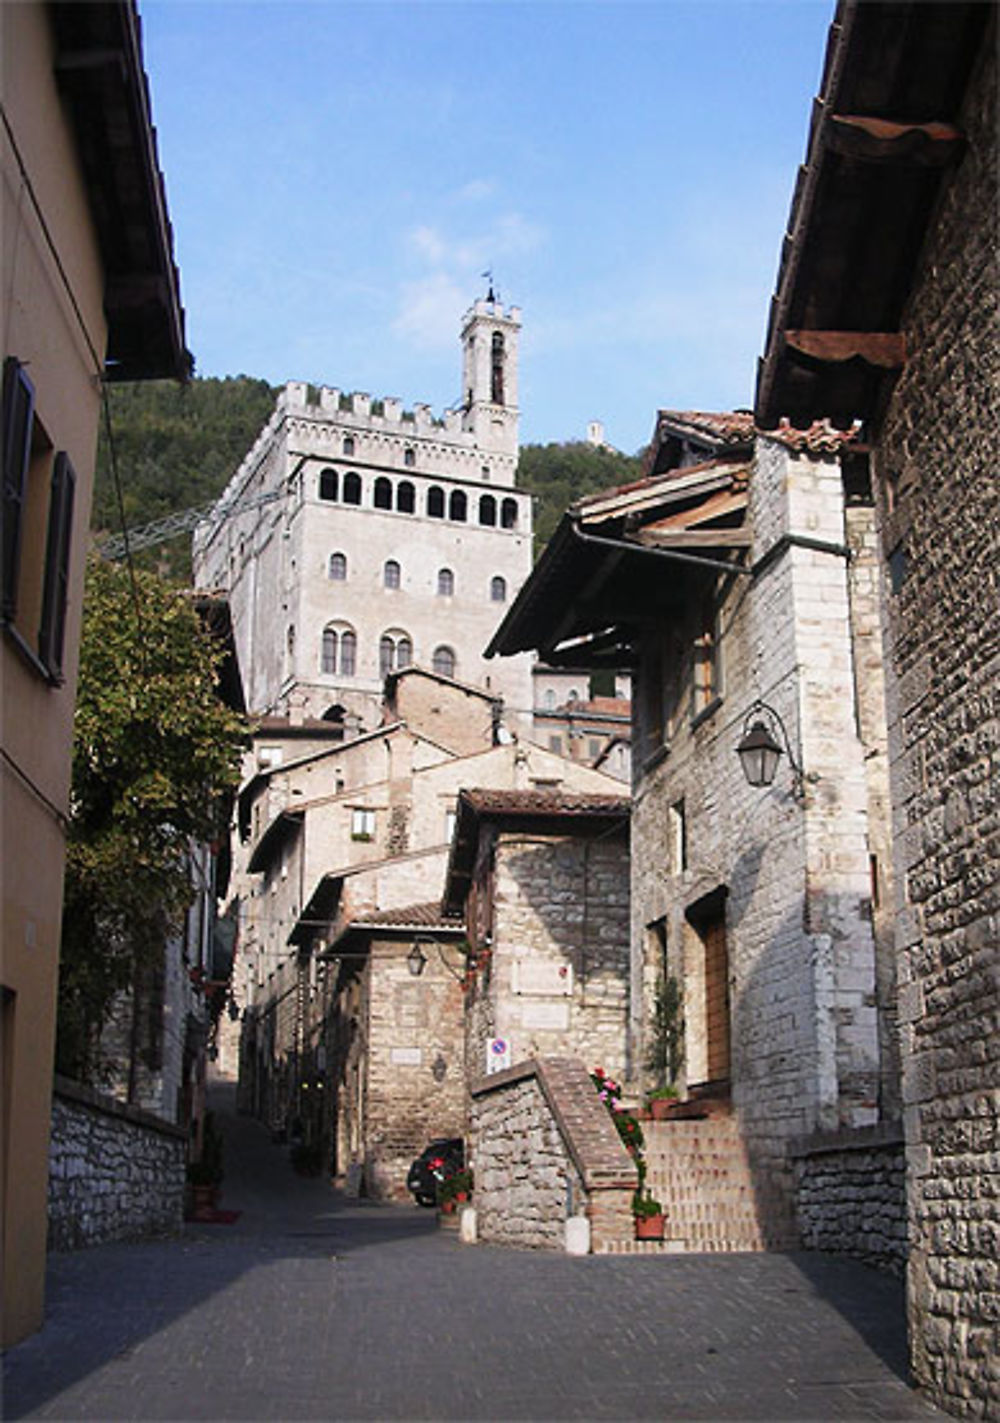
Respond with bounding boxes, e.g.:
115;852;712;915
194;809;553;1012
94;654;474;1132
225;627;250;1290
390;1046;422;1066
521;1000;570;1031
512;960;573;997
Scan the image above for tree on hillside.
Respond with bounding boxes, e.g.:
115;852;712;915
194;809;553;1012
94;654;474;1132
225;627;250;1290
516;441;645;554
56;559;248;1083
94;375;277;583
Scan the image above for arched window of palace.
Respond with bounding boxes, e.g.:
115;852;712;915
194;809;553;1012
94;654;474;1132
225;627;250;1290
374;477;393;510
328;552;347;581
319;468;338;501
501;497;518;529
427;486;445;519
397;481;415;514
449;489;467;522
479;494;497;526
343;471;362;505
432;645;456;679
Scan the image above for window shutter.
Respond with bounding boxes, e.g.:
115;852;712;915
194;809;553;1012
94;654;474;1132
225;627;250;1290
38;452;76;680
2;358;36;621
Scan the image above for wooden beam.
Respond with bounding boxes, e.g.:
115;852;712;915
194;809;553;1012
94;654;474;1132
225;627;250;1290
634;528;752;550
784;331;905;370
827;114;965;167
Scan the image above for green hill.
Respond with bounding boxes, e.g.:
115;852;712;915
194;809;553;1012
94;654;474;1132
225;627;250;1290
94;376;645;580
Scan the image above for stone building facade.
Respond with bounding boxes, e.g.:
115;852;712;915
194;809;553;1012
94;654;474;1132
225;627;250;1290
233;675;626;1178
444;789;631;1087
485;409;899;1251
754;4;997;1411
192;297;534;737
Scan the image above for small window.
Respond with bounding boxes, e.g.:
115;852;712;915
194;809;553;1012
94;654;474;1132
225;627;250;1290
404;447;416;469
384;559;401;590
549;734;563;754
479;494;497;527
544;689;556;710
588;738;602;761
490;575;506;603
669;800;687;873
437;568;454;597
343;472;362;505
432;645;456;679
322;624;356;676
37;452;75;680
328;552;347;580
374;476;393;510
449;490;467;522
427;486;445;519
397;480;415;514
319;468;338;501
380;629;411;676
342;436;355;457
692;599;720;719
258;746;283;769
2;358;35;621
351;808;376;842
491;331;505;404
501;498;518;529
287;625;296;654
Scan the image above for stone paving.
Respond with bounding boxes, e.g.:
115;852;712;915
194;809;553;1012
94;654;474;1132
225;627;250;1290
4;1079;944;1421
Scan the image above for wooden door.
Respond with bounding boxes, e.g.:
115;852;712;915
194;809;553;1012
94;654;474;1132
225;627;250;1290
703;913;730;1084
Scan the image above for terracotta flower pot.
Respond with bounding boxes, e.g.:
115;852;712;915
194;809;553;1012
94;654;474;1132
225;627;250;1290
650;1098;677;1121
634;1212;665;1241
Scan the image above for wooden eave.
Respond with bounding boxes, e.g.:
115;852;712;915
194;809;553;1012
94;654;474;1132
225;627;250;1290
48;0;190;381
247;809;304;874
755;0;991;431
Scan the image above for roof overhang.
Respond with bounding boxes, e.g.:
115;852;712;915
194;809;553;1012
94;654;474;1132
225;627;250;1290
755;0;991;430
289;873;343;948
247;809;303;874
48;1;190;381
486;462;750;664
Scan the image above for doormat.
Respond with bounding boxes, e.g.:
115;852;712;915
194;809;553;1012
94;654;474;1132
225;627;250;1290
187;1208;242;1225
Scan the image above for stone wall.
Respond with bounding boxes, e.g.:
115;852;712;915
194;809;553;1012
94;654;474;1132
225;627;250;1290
483;831;630;1083
872;29;999;1418
470;1057;637;1251
362;940;467;1200
48;1077;186;1252
791;1125;906;1275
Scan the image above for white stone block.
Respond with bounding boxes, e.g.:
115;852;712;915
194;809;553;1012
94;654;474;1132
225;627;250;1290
459;1206;477;1244
565;1215;591;1255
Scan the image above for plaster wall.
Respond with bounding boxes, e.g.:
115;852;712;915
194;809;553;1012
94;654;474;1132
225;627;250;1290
1;1;108;1346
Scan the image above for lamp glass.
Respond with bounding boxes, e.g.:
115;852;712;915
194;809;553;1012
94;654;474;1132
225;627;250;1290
737;719;783;788
407;943;427;977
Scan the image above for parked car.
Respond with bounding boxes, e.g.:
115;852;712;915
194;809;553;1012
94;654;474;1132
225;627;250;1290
406;1138;464;1207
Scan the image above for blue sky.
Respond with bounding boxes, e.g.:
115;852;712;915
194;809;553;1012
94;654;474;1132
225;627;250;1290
141;0;834;453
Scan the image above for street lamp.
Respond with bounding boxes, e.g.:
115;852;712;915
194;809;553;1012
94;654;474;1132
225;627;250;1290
736;699;806;799
406;942;428;977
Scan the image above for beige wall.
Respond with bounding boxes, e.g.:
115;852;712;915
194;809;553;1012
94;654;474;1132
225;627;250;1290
1;2;107;1346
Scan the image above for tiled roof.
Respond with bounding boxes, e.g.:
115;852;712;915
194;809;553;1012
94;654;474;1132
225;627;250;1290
759;418;862;454
459;789;629;819
657;409;757;445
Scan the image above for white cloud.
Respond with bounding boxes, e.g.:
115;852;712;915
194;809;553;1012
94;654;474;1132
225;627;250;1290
392;272;468;351
453;178;495;203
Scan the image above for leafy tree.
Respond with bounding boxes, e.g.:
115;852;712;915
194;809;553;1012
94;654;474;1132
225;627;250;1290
516;441;645;554
56;558;248;1081
94;376;277;582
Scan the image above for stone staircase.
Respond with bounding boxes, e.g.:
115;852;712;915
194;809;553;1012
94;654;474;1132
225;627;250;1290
596;1100;799;1256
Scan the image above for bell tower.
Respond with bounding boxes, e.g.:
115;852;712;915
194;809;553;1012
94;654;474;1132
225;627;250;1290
460;287;521;457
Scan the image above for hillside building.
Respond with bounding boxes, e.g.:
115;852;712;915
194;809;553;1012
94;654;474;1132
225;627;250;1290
192;297;535;738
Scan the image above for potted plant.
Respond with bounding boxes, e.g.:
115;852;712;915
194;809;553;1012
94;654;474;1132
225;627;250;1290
187;1111;224;1218
632;1189;666;1241
646;1083;680;1120
438;1167;473;1211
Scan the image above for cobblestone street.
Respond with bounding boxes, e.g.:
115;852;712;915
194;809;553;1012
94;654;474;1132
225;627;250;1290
4;1080;943;1421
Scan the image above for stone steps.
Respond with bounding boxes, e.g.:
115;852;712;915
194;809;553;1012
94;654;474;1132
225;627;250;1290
598;1107;798;1255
